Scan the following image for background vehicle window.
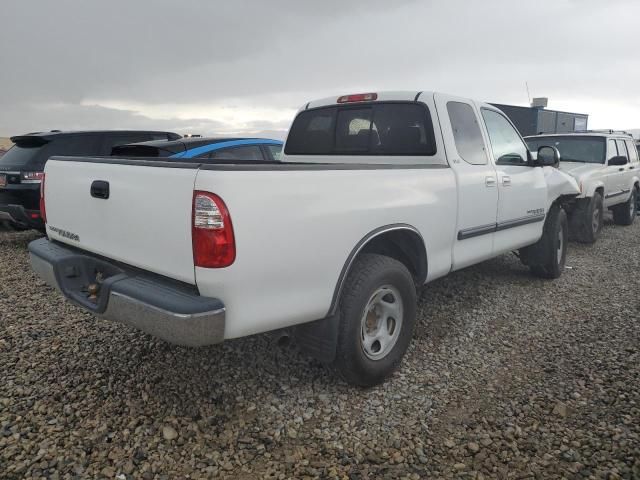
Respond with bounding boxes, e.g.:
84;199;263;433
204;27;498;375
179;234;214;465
615;139;629;159
625;140;638;163
481;109;528;165
335;108;372;153
607;140;618;160
209;145;264;161
284;103;436;156
267;144;283;161
525;136;605;164
446;101;487;165
103;134;154;154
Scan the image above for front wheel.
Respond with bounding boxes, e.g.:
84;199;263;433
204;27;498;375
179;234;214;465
520;205;568;279
332;254;417;387
612;188;637;226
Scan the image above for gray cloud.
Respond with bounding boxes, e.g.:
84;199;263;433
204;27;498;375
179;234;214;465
1;0;639;136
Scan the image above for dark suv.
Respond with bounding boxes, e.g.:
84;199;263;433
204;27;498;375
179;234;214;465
0;130;180;230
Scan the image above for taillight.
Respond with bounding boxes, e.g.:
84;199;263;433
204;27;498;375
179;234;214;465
39;174;47;224
192;191;235;268
337;92;378;103
21;171;45;183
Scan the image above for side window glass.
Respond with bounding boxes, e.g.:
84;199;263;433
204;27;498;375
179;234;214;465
446;101;487;165
607;140;618;160
267;145;283;161
615;139;629;160
625;140;639;163
481;109;528;165
209;145;263;161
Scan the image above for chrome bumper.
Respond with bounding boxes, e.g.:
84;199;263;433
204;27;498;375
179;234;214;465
29;238;225;347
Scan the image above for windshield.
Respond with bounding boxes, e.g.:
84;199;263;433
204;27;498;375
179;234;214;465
525;136;605;164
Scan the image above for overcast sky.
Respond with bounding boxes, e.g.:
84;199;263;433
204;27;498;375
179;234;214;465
1;0;639;138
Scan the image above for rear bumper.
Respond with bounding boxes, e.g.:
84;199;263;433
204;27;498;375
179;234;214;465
28;237;225;346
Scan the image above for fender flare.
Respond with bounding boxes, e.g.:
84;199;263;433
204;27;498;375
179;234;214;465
583;180;605;199
326;223;427;317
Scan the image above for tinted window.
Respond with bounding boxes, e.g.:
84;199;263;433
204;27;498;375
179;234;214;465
481;109;528;165
0;144;43;167
447;102;487;165
335;108;372;153
1;135;102;168
285;102;436;156
526;136;606;164
267;144;283;161
209;145;264;161
102;134;155;154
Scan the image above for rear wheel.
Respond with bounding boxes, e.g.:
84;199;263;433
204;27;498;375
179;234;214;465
332;254;416;387
521;205;568;279
612;188;637;226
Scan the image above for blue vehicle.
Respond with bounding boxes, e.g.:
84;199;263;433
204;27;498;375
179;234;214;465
112;137;283;162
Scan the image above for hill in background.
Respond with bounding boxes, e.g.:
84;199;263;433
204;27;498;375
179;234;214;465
0;137;13;157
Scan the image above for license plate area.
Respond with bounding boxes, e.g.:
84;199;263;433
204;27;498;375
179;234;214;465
55;255;126;313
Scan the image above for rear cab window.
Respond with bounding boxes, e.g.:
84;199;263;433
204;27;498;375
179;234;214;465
285;102;437;157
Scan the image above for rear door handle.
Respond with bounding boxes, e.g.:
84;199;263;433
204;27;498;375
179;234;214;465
485;176;497;187
90;180;110;199
501;175;511;186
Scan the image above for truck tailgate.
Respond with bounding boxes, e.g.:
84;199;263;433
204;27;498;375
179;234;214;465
44;159;197;284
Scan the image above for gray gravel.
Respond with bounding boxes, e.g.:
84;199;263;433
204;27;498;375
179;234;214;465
1;216;639;479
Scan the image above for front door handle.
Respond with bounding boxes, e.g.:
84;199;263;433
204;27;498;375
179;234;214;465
618;167;625;172
485;176;497;187
502;175;512;186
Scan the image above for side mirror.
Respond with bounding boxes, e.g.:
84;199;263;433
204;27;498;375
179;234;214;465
535;146;560;167
608;155;628;166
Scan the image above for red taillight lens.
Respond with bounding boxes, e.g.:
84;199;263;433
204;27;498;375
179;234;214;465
39;174;47;224
337;92;378;103
192;191;235;268
22;171;45;183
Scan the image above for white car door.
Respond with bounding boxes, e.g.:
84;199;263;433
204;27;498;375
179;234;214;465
434;94;498;270
479;107;548;254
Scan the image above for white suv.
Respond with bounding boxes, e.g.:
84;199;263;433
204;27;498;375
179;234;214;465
526;131;639;243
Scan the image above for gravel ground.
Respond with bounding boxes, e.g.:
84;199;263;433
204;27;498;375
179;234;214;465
1;217;639;479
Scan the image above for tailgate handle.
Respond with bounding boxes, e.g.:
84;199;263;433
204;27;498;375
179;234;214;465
90;180;110;199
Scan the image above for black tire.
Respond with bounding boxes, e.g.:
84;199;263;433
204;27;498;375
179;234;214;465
332;254;416;387
572;192;603;244
521;205;568;279
612;188;637;226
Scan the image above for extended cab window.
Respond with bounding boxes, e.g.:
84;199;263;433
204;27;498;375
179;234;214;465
481;109;528;165
447;102;487;165
285;102;436;156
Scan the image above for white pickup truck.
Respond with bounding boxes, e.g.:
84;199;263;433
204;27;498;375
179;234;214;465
525;131;639;243
30;91;580;386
